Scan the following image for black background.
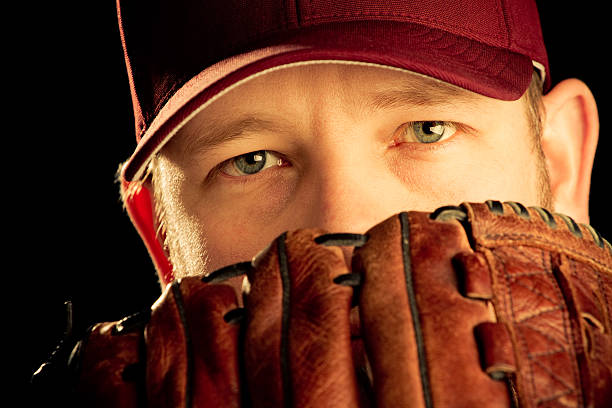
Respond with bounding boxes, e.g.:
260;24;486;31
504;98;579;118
19;1;610;398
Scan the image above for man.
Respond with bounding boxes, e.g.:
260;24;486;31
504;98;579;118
134;64;597;282
32;0;610;406
117;0;598;286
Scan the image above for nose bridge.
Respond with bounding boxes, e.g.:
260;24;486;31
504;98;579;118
306;151;394;235
301;77;403;235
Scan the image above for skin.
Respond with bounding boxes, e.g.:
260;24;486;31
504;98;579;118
150;63;599;278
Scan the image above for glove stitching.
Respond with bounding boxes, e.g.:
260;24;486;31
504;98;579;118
531;359;577;405
485;249;535;395
504;201;530;219
481;232;612;272
566;259;607;329
582;224;605;248
494;247;577;403
202;261;251;283
478;200;610;254
566;260;597;408
591;261;612;331
531;357;576;394
490;284;524;407
505;270;549;278
557;214;583;238
277;233;292;408
544;252;582;406
550;255;584;407
485;199;505;215
514;305;564;323
529;348;565;357
570;259;610;332
170;282;194;408
535;387;574;404
400;212;434;408
490;249;537;400
512;280;560;305
519;322;567;349
313;233;368;247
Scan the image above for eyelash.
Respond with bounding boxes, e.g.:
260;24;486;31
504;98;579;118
210;120;467;180
210;150;289;181
392;121;460;146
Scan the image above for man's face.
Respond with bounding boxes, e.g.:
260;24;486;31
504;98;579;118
153;63;550;277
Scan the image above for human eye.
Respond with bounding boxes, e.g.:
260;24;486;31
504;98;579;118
396;121;457;144
219;150;286;177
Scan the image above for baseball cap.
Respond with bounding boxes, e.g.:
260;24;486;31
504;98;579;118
117;0;550;183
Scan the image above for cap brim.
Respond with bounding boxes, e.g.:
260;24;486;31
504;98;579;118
121;21;534;182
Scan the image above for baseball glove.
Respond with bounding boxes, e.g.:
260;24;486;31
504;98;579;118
33;201;612;407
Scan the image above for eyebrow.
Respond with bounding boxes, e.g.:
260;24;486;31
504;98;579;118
177;79;483;157
178;115;291;157
366;80;482;111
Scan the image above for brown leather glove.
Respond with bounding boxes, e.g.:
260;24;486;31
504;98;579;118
52;201;612;407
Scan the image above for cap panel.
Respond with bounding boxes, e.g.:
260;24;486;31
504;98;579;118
300;0;510;47
501;0;550;90
117;0;291;139
117;0;547;182
122;20;533;181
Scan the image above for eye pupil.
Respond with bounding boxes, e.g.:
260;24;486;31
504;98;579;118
413;121;446;143
423;121;441;135
235;150;267;174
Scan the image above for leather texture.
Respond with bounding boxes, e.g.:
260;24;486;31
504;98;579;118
65;201;612;407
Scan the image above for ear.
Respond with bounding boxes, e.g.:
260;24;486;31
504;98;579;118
540;78;599;224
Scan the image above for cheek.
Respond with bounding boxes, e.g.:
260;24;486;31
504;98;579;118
200;215;283;271
387;136;543;207
194;178;297;270
439;142;542;206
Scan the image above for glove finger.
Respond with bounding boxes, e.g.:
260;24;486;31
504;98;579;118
463;201;612;407
73;319;146;407
351;214;427;407
353;211;511;407
146;276;243;408
244;229;363;407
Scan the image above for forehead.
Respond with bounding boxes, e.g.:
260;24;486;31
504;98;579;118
164;62;513;155
207;62;484;111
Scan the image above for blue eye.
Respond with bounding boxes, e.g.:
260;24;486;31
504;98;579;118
221;150;284;176
407;121;457;143
234;151;267;174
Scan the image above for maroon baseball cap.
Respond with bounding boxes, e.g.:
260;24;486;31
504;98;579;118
117;0;549;182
